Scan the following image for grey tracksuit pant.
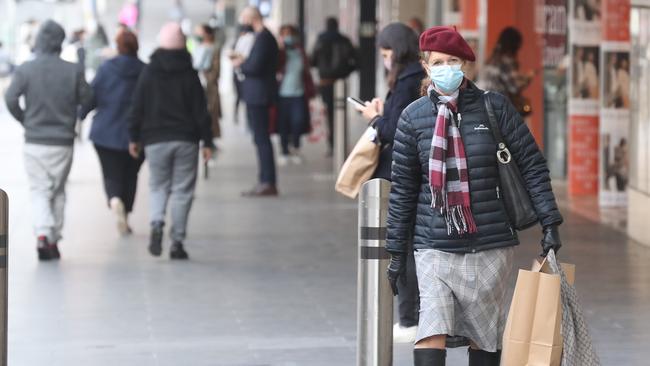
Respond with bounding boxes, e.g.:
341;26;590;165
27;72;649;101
145;141;198;243
23;143;74;243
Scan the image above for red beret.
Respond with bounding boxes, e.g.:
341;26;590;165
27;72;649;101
419;26;476;62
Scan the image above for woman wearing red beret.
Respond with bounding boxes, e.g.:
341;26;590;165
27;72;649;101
385;26;563;365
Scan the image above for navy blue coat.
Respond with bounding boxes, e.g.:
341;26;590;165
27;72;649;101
240;28;279;106
80;55;145;150
386;81;563;254
372;62;426;180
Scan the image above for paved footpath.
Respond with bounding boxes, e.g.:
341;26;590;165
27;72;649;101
1;57;650;366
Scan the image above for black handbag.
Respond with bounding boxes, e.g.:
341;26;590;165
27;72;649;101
483;92;538;230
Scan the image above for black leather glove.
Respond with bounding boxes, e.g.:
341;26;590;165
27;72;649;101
386;253;407;296
540;225;562;257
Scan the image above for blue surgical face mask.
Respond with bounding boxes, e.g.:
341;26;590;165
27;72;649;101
283;36;295;47
428;64;464;94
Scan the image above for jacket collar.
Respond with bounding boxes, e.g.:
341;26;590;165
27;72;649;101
398;62;425;80
429;79;483;111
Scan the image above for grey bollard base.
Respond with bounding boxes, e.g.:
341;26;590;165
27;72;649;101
357;179;393;366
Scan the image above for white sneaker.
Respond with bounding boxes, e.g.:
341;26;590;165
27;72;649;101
110;197;129;236
393;322;417;343
290;154;304;165
277;155;289;167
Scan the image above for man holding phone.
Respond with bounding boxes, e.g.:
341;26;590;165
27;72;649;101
231;6;279;197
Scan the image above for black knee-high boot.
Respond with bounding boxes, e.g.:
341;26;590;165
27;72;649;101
414;348;446;366
468;348;501;366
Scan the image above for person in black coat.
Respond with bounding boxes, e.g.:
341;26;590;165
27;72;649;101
231;6;279;196
128;22;214;260
80;29;144;236
355;22;425;344
385;27;563;366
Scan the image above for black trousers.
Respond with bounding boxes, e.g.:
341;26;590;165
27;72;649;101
398;241;420;327
278;96;307;155
247;105;277;185
319;84;335;150
94;144;144;213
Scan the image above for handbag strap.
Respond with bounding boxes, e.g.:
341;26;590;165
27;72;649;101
483;91;512;164
483;91;504;145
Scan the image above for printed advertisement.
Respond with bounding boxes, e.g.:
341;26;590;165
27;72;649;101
569;115;600;195
568;0;601;195
537;0;568;68
599;0;630;206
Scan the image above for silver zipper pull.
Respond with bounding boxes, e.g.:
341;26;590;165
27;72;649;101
457;113;462;127
496;186;500;198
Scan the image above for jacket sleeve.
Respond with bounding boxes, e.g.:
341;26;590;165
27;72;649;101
128;70;147;143
190;73;215;148
386;110;421;254
373;85;414;146
4;68;26;123
79;66;102;120
496;94;563;228
76;69;94;111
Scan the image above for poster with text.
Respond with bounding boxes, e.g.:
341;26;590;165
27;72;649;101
568;0;601;195
599;0;630;206
569;115;600;195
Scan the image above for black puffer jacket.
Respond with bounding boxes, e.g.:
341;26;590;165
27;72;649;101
386;81;563;254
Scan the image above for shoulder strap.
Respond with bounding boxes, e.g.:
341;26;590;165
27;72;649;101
483;91;505;145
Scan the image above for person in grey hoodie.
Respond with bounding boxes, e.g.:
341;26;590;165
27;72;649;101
4;20;93;261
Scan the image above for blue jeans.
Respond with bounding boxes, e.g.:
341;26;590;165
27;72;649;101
247;105;276;185
278;96;307;155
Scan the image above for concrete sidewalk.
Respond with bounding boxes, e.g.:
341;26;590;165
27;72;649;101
0;94;649;364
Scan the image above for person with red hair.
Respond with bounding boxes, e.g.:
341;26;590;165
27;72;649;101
80;29;145;236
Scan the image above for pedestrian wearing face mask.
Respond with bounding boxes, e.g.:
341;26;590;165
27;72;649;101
276;24;315;166
385;26;563;366
354;22;425;343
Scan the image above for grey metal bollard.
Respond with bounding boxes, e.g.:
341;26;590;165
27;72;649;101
0;190;7;366
357;178;393;366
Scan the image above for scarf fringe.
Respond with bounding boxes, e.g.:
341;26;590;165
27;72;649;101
431;188;445;211
444;205;478;235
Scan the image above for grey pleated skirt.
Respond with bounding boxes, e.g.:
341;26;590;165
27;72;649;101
414;247;515;352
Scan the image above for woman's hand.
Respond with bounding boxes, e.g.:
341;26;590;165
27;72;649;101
540;225;562;257
128;142;141;159
355;98;383;121
386;253;407;296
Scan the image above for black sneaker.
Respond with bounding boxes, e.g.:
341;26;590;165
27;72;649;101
169;242;189;260
149;222;164;257
49;243;61;260
37;236;53;261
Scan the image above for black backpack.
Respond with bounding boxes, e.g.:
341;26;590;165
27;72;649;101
315;36;357;79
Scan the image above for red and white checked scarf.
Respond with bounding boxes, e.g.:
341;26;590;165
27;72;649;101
429;89;477;235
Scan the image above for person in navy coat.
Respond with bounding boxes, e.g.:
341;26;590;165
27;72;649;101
231;6;280;197
80;29;145;235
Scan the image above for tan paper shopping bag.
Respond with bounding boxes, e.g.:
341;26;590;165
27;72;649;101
335;127;380;198
501;258;575;366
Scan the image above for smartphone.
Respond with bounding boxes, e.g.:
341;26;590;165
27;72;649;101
347;97;365;108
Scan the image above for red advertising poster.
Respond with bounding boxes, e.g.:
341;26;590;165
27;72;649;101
569;116;600;195
602;0;630;41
